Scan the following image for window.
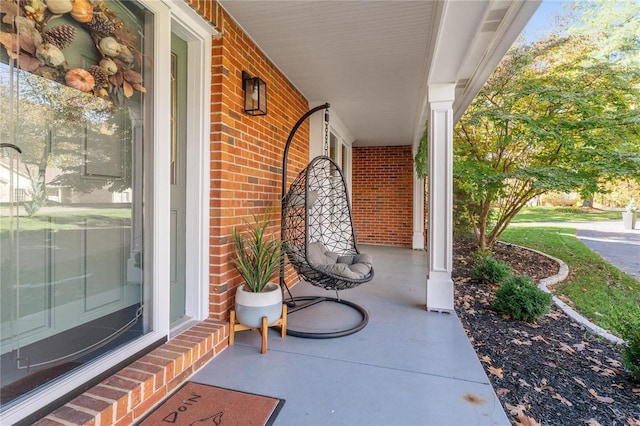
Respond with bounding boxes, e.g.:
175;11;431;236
328;129;351;187
13;188;26;202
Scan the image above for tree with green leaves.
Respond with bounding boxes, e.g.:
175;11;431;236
0;65;133;199
453;22;640;249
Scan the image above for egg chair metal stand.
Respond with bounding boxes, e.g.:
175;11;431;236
279;103;373;339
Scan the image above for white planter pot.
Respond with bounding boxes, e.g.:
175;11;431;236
622;212;637;230
235;282;282;328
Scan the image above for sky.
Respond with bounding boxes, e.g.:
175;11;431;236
520;0;568;43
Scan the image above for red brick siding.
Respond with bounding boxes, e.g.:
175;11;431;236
352;146;413;247
208;6;309;320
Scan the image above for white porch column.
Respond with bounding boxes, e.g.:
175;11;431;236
412;172;425;250
426;84;455;312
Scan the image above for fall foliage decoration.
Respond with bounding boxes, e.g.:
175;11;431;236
69;0;93;23
43;23;76;49
0;0;146;101
65;67;94;92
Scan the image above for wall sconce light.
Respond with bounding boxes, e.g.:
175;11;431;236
242;71;267;116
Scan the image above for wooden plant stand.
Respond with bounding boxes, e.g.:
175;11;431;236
229;305;287;354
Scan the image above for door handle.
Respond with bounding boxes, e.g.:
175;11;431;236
0;143;22;154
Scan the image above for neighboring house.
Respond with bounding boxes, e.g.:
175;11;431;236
0;157;32;204
0;160;129;206
0;0;540;423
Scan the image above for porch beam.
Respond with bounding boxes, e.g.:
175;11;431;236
426;83;455;312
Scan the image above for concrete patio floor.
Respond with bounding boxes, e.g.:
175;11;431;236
192;245;509;426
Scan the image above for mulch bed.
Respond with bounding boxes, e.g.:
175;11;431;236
453;239;640;425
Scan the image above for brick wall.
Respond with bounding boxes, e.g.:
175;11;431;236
352;145;413;247
207;5;310;320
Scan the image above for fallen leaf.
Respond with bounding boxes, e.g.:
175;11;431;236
462;393;485;405
606;357;622;368
588;388;614;403
559;342;576;355
515;414;542;426
488;366;503;379
597;395;614;403
552;392;573;406
505;403;528;417
587;356;602;366
547;311;562;320
632;388;640;394
585;419;602;426
479;355;491;364
518;378;531;387
558;294;572;304
573;377;587;388
512;339;532;346
535;384;554;393
627;418;640;426
599;368;618;377
573;342;586;351
532;335;549;344
496;388;510;396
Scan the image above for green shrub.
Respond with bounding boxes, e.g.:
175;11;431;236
471;255;512;284
612;313;640;380
493;275;552;322
621;330;640;380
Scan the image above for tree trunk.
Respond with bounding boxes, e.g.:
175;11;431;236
582;198;594;208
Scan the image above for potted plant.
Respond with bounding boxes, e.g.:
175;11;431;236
623;199;637;230
232;213;283;328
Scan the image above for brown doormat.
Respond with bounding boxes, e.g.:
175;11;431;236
138;382;285;426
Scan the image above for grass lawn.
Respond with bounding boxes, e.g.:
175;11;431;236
511;206;622;223
0;209;131;232
500;225;640;338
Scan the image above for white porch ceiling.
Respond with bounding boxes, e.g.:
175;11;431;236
218;1;540;147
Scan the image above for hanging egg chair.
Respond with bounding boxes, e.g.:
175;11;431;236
279;104;373;338
282;155;374;290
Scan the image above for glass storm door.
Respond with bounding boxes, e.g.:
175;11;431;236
0;0;148;409
169;33;187;323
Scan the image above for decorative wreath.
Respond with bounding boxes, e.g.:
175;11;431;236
0;0;145;100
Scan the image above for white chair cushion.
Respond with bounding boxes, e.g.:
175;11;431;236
307;242;372;280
